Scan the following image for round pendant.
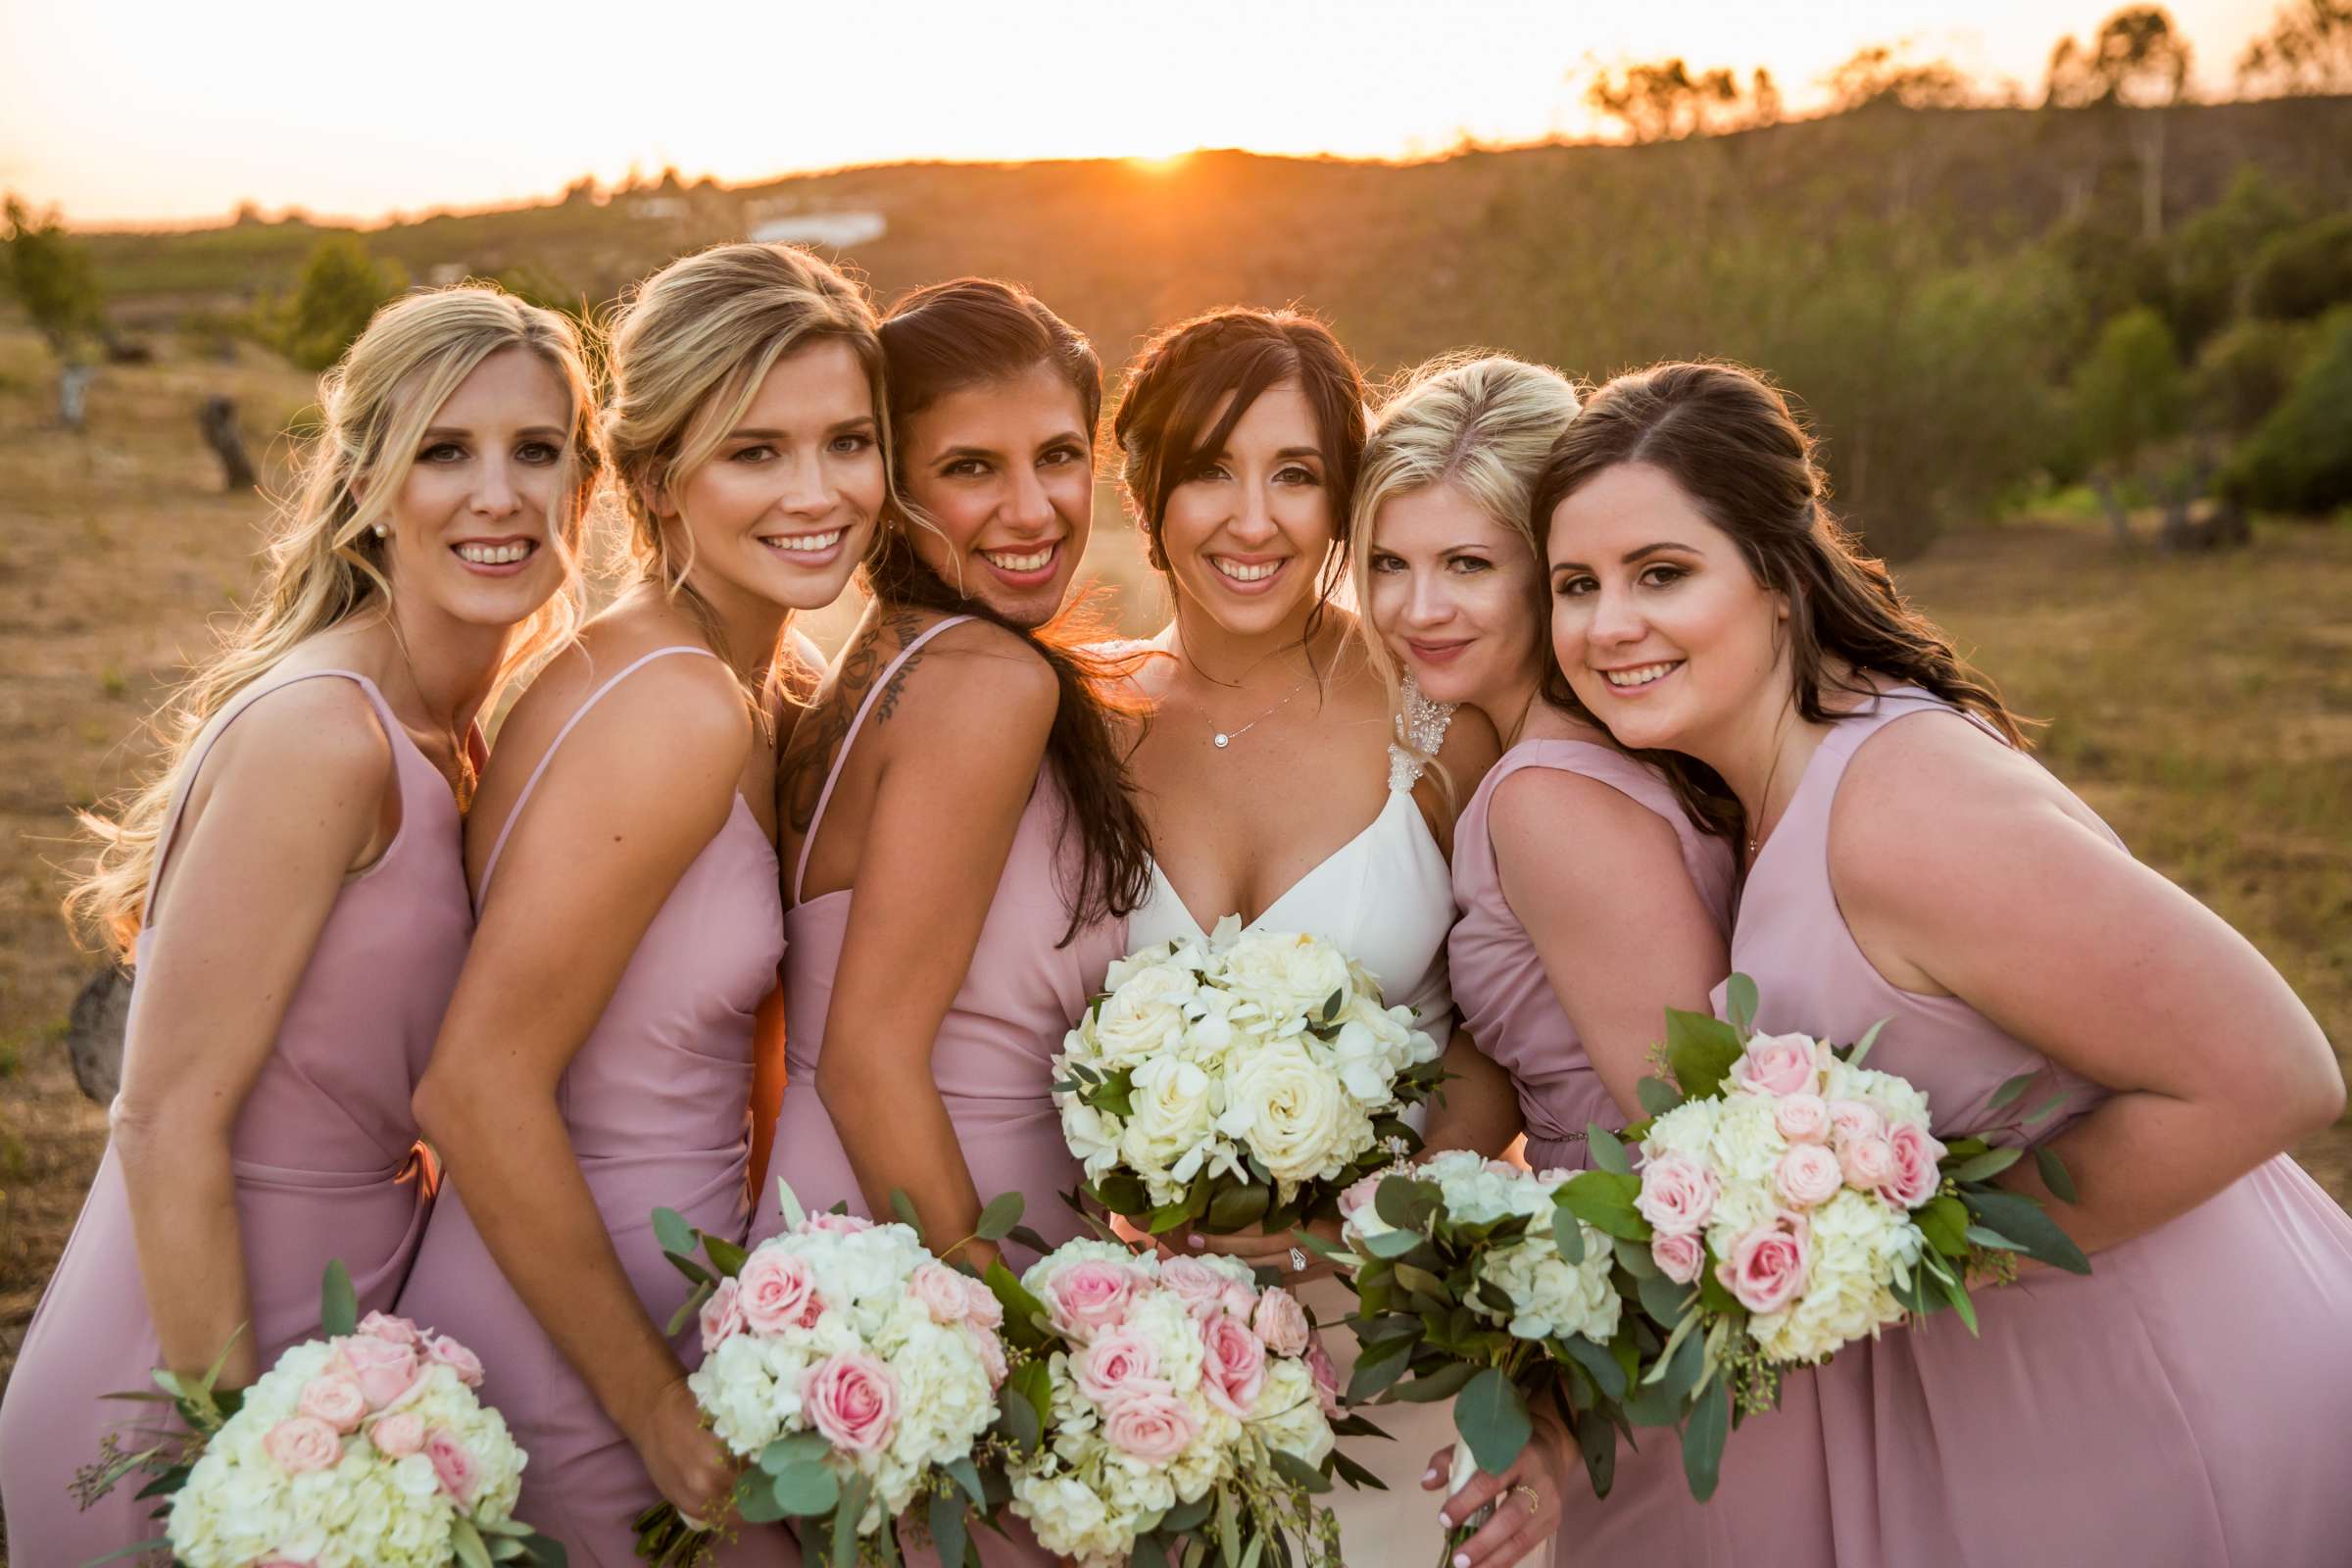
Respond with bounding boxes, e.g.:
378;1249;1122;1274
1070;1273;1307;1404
1213;733;1230;749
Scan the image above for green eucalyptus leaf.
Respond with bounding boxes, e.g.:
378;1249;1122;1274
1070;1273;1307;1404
2022;1091;2071;1128
1206;1182;1271;1231
930;1494;968;1568
319;1259;358;1339
1986;1071;2037;1110
736;1469;790;1524
1916;1194;1970;1256
1635;1077;1686;1117
1363;1227;1424;1259
1586;1126;1633;1175
760;1432;831;1473
1723;973;1759;1034
1391;1361;1477;1403
889;1190;924;1239
454;1518;495;1568
1947;1147;2023;1183
1847;1016;1887;1068
1637;1270;1691;1328
1962;1190;2090;1274
773;1460;841;1516
651;1206;696;1258
702;1235;749;1278
1551;1204;1587;1263
2034;1145;2080;1203
1269;1448;1335;1494
833;1474;871;1568
1681;1375;1731;1500
1963;1224;2029;1251
1455;1367;1533;1474
1663;1007;1744;1099
946;1455;986;1507
1559;1332;1629;1402
1160;1495;1212;1533
975;1191;1026;1242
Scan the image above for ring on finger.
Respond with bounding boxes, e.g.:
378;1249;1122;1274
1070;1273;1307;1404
1288;1246;1308;1273
1513;1484;1540;1516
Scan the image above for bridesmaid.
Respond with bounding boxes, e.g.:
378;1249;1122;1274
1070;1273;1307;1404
1538;360;2352;1565
1346;355;1734;1568
400;243;885;1565
758;276;1152;1276
0;286;601;1561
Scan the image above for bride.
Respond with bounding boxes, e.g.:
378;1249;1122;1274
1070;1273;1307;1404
1106;307;1522;1560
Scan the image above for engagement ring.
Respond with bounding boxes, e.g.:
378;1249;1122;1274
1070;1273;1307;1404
1514;1485;1541;1516
1288;1246;1308;1273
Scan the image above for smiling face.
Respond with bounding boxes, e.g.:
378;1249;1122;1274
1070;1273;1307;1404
1546;461;1788;756
1365;480;1544;710
377;345;575;630
1158;378;1334;639
899;359;1093;628
658;336;885;618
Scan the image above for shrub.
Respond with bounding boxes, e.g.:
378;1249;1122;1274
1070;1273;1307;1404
2220;306;2352;514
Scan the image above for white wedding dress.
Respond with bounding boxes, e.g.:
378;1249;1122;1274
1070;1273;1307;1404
1126;683;1482;1565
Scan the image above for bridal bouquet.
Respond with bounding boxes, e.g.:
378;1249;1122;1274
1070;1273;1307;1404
987;1239;1354;1568
1612;977;2089;1497
635;1184;1014;1567
1054;919;1446;1237
75;1261;557;1568
1331;1150;1635;1564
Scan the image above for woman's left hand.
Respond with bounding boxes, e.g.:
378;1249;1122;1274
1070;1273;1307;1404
1424;1416;1572;1568
1180;1216;1342;1285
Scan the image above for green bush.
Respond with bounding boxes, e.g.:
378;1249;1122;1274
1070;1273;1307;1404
2194;318;2309;437
270;236;405;371
2221;307;2352;515
2246;214;2352;322
2074;307;2186;468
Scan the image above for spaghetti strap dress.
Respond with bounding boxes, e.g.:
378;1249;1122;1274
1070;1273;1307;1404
0;668;466;1564
394;646;788;1567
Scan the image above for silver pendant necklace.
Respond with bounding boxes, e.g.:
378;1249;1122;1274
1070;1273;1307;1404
1209;675;1311;751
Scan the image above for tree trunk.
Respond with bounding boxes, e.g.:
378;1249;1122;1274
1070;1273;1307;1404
2132;112;2167;243
2090;471;2135;548
198;395;258;491
58;362;94;430
68;961;133;1105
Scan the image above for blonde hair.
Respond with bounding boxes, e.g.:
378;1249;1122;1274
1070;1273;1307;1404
1348;353;1581;780
600;241;887;696
69;284;604;956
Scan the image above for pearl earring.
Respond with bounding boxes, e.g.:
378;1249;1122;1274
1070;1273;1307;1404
372;523;388;538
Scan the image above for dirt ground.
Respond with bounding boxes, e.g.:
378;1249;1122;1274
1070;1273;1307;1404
2;335;2346;1542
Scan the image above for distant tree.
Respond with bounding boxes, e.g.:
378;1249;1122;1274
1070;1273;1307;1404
1746;69;1784;128
2165;166;2305;348
2045;7;2192;239
2219;306;2352;514
1824;44;1978;112
2194;318;2308;436
2;194;105;427
1584;59;1746;142
2236;0;2352;94
272;235;406;371
2245;213;2352;320
2072;306;2187;544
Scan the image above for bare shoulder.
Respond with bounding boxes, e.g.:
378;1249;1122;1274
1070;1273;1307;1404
1489;761;1686;886
494;634;749;811
879;615;1059;733
206;673;393;799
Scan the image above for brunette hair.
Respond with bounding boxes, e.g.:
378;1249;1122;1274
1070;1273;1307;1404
69;285;602;956
602;241;887;700
1111;307;1368;646
859;277;1152;943
1532;360;2029;846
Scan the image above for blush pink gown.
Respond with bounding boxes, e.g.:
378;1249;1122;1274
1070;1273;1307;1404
756;616;1123;1568
1446;737;1735;1561
1607;686;2352;1566
0;669;466;1564
394;646;789;1567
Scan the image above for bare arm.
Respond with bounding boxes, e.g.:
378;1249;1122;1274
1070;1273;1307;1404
1491;767;1730;1123
114;682;392;1384
1422;1027;1525;1156
1835;715;2344;1255
413;661;747;1516
813;635;1058;1270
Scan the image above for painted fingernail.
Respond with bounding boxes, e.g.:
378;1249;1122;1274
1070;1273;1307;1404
1423;1467;1440;1483
1187;1235;1204;1250
1454;1555;1472;1568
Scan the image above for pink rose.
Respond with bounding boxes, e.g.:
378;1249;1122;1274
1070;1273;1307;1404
1732;1032;1821;1098
1839;1135;1898;1194
1102;1387;1198;1464
911;1263;971;1325
370;1410;426;1458
263;1416;342;1475
1337;1175;1383;1224
1304;1336;1341;1419
425;1429;479;1505
1073;1327;1163;1406
296;1375;367;1435
1828;1100;1886;1147
1250;1287;1310;1357
356;1311;421;1348
1635;1154;1720;1237
806;1212;874;1235
700;1277;747;1353
425;1334;484;1389
1042;1257;1141;1340
965;1322;1008;1391
802;1351;900;1454
1775;1144;1844;1209
1199;1312;1268;1418
338;1336;421;1411
1773;1093;1831;1144
1716;1218;1810;1315
1651;1232;1705;1286
960;1274;1004;1332
738;1249;822;1335
1885;1122;1948;1209
1155;1255;1233;1317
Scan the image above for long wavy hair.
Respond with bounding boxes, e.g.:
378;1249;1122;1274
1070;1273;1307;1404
851;277;1152;943
68;285;604;956
1348;352;1581;788
600;241;888;704
1111;307;1368;664
1532;360;2029;847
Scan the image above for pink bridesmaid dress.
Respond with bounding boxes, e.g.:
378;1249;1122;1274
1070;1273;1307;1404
1448;738;1735;1171
1615;686;2352;1566
0;669;466;1564
1447;738;1735;1562
756;617;1122;1568
394;647;788;1568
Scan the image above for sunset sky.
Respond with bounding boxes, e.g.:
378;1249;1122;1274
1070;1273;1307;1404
1;0;2281;228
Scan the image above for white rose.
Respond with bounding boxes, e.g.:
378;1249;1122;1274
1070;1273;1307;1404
1215;1040;1365;1186
1248;1357;1335;1465
1086;964;1197;1065
1218;930;1355;1021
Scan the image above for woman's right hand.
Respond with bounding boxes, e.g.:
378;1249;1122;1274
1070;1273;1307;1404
627;1375;740;1523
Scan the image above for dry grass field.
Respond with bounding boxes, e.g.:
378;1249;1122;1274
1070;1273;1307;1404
2;328;2347;1497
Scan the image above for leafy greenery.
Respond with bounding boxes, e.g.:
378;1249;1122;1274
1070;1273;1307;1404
268;235;405;371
